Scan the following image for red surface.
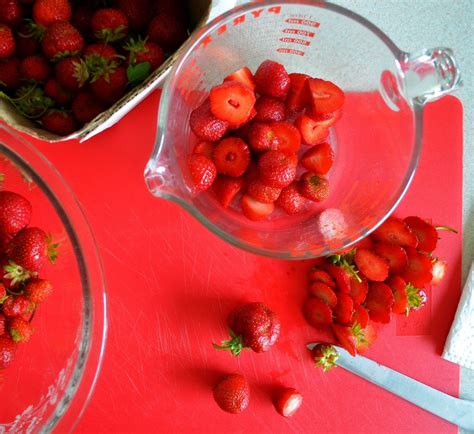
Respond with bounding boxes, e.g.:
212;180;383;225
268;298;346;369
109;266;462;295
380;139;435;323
33;94;462;433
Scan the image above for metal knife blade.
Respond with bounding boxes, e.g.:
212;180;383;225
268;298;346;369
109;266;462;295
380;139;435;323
307;343;474;431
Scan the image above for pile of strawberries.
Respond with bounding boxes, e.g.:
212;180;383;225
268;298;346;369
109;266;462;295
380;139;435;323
0;0;188;135
187;59;345;221
305;215;455;368
0;186;56;370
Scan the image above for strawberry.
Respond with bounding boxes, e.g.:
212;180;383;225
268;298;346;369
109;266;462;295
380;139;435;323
285;73;310;112
254;59;290;100
24;278;52;303
8;316;33;342
192;141;214;159
147;13;188;52
404;216;438;252
301;142;334;175
224;66;255;90
15;22;40;58
0;0;23;29
247;122;278;152
273;388;303;417
333;292;353;325
308;268;336;289
44;78;72;105
84;43;117;60
271;121;301;154
307;78;345;114
0;24;15;59
213;373;249;414
189;99;228;142
349;275;368;305
323;264;351;293
32;0;71;27
114;0;151;32
90;66;128;104
41;110;76;135
258;151;297;189
298;172;329;202
0;232;13;252
0;284;6;303
214;302;280;354
0;335;16;368
247;180;281;204
431;258;447;285
212;137;250;177
212;175;243;208
373;242;407;274
276;181;307;215
124;36;164;72
1;294;31;318
355;322;378;355
306;108;342;129
0;191;31;234
365;282;394;323
187;154;216;192
243;161;259;185
331;322;366;356
19;55;51;82
209;81;256;127
254;96;287;122
303;298;332;328
351;305;369;328
372;217;418;248
241;194;274;221
312;343;339;372
72;90;106;125
71;4;93;39
55;57;88;91
0;57;20;88
92;8;128;43
386;275;408;314
354;248;389;282
0;313;5;336
41;21;84;60
399;246;433;287
294;114;329;146
309;282;337;309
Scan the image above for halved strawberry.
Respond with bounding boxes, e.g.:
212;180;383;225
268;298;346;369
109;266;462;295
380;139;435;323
309;282;337;309
209;81;256;126
247;122;279;152
258;151;297;189
349;275;368;305
271;121;301;154
306;108;342;128
193;141;214;159
309;268;336;289
372;217;418;248
223;66;255;90
351;305;369;328
213;175;244;208
240;194;274;221
273;387;303;417
333;292;354;325
189;99;228;142
323;264;351;293
285;73;310;112
356;322;378;355
298;172;329;202
331;323;366;356
307;78;345;114
212;137;250;177
254;59;290;100
431;258;447;285
276;181;307;215
294;114;329;146
188;154;216;191
254;96;287;122
354;249;389;282
247;180;281;204
404;216;438;252
303;298;333;328
386;275;407;314
300;142;334;175
373;242;408;274
399;247;433;287
365;282;394;323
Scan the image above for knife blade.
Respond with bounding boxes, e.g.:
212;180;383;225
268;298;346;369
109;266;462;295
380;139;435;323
307;343;474;431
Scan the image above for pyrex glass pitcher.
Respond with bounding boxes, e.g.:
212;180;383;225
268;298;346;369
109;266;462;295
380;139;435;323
145;1;461;259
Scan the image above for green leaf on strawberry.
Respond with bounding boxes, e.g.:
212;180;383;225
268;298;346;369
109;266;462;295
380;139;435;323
127;62;151;87
213;328;245;356
3;260;37;287
327;249;362;283
405;283;424;315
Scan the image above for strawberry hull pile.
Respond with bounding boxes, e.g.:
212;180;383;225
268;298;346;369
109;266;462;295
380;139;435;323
0;188;56;370
306;215;455;368
187;59;345;221
0;0;189;136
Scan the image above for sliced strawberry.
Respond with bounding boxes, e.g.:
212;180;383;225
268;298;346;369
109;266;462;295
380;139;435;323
351;305;369;328
212;137;250;177
301;142;334;175
365;282;394;323
399;247;433;287
209;81;256;126
333;292;353;325
373;242;408;274
247;122;279;152
294;114;329;146
372;217;418;248
213;175;244;208
193;141;214;159
349;275;368;305
298;172;329;202
271;121;301;154
386;275;408;314
285;73;310;112
354;249;389;282
276;181;307;215
308;268;336;289
303;298;333;329
240;194;274;221
254;96;287;122
431;259;447;285
223;66;255;90
356;322;378;355
309;282;337;309
228;107;257;130
306;108;342;128
354;237;374;251
258;151;297;189
273;388;303;417
307;78;345;114
323;264;351;293
404;216;438;252
188;154;216;191
247;180;281;204
254;59;290;100
331;323;358;356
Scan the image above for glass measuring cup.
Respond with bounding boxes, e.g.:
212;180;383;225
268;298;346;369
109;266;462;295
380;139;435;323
145;1;462;259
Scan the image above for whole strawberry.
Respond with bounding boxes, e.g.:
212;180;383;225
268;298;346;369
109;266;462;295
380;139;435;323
0;335;16;369
41;21;84;60
188;154;216;192
71;90;106;125
0;191;31;235
114;0;151;32
19;54;51;82
0;57;20;88
213;373;250;414
0;313;5;336
24;278;53;303
124;36;164;71
1;294;32;318
147;13;187;52
8;316;34;342
0;0;23;29
32;0;71;27
41;110;76;135
44;78;72;105
92;8;129;43
90;66;128;104
0;24;15;59
55;56;88;91
214;302;280;355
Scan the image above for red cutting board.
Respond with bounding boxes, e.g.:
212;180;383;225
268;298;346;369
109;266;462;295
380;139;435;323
33;94;462;433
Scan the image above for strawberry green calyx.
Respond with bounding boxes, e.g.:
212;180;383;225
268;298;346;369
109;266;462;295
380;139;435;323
405;283;424;315
46;234;59;264
328;250;362;283
10;328;22;343
351;322;368;346
19;19;46;42
85;55;118;84
213;329;245;356
95;26;127;44
123;36;148;64
435;225;458;234
3;260;37;286
313;345;339;372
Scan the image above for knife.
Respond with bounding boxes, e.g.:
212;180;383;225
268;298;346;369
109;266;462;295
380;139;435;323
307;343;474;431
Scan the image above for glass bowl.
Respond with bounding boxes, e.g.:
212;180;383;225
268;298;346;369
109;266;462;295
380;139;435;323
0;123;107;432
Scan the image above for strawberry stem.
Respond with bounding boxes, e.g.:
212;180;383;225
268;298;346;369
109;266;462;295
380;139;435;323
0;294;8;304
435;225;458;234
313;345;339;372
405;283;424;315
212;329;244;356
328;250;362;283
3;260;37;286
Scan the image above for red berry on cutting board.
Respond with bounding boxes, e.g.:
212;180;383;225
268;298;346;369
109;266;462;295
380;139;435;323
213;373;250;414
273;387;303;417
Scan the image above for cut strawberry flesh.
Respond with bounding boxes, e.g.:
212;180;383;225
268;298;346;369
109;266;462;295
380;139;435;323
301;142;334;175
274;388;303;417
386;275;408;314
334;292;354;325
331;323;356;356
323;264;351;293
223;66;255;90
240;194;274;221
349;275;368;305
285;73;310;112
373;242;408;274
372;217;418;248
213;175;244;208
352;305;369;328
308;268;336;289
294;114;329;146
399;246;433;287
271;121;301;154
303;298;333;328
307;78;345;114
431;259;447;285
306;108;342;128
309;282;337;309
404;216;438;252
365;282;394;323
354;248;390;282
212;137;250;177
